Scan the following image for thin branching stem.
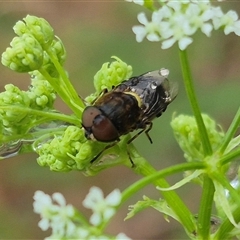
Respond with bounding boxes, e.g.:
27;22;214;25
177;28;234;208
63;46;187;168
179;49;214;239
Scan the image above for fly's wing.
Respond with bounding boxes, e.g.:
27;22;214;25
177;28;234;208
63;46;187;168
139;69;178;122
114;69;178;123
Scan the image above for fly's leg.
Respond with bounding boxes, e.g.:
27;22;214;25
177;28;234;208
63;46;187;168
126;122;153;167
90;122;153;167
90;141;118;163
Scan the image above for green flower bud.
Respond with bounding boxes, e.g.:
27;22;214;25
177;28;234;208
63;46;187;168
36;125;109;172
171;114;224;162
27;79;56;109
1;33;43;72
36;126;87;172
73;141;106;171
93;56;133;93
0;84;31;134
13;15;54;48
52;37;66;65
84;93;98;105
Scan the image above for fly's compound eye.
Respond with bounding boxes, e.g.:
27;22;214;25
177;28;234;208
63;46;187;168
82;106;119;142
82;106;102;128
92;114;119;142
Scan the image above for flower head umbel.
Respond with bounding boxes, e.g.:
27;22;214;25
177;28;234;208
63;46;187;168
130;1;240;50
13;15;54;47
83;186;122;226
85;56;132;104
33;190;130;240
171;114;224;162
94;56;132;93
2;33;43;72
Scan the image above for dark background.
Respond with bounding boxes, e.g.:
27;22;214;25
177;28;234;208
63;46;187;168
0;1;240;239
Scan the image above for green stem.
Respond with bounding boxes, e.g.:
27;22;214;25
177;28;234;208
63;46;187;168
46;48;85;110
179;49;212;156
212;172;240;210
121;162;205;203
73;210;91;227
0;105;79;125
99;160;204;234
129;146;197;236
39;67;83;117
214;207;240;240
219;106;240;154
197;175;215;239
179;49;214;239
220;147;240;165
138;164;196;235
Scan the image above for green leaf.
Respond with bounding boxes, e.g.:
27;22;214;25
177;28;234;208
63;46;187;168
157;170;203;191
125;196;179;223
225;135;240;154
214;180;240;229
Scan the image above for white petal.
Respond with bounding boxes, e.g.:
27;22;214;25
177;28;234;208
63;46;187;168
103;208;115;220
167;2;182;12
52;192;66;206
157;5;172;19
161;38;176;49
132;26;147;42
234;21;240;36
227;10;238;21
116;233;132;240
33;191;52;213
137;12;148;25
201;23;213;37
105;189;121;206
83;186;104;209
201;9;214;22
152;11;163;23
224;25;234;35
125;0;144;5
38;218;49;231
147;33;160;42
178;37;193;50
159;22;173;39
65;204;75;217
90;212;102;226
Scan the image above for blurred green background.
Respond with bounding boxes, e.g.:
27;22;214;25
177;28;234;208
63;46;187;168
0;1;240;239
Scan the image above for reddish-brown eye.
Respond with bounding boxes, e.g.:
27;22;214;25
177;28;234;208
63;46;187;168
92;114;119;142
82;106;102;128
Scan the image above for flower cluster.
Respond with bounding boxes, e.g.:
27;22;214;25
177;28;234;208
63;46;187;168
171;114;224;162
85;56;133;104
130;1;240;50
33;188;131;240
1;15;57;72
35;126;107;172
0;81;55;136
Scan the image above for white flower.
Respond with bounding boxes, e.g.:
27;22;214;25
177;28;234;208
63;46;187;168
221;10;240;36
133;12;161;42
186;3;213;37
130;1;240;50
34;190;130;240
82;186;121;226
33;191;76;238
212;8;240;36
